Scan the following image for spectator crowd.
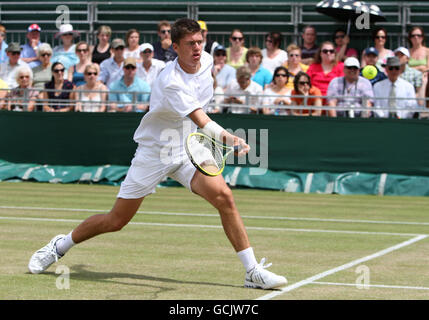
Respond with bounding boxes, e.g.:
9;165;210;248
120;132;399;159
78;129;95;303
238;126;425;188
0;20;428;119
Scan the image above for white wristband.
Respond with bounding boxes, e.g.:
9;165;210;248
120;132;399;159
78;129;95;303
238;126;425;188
201;121;225;140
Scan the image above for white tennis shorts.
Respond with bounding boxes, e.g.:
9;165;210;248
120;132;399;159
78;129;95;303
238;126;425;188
117;148;196;199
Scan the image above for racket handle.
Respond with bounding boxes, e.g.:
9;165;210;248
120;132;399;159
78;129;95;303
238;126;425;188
233;145;241;152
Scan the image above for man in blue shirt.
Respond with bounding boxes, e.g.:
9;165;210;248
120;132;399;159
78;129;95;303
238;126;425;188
246;47;272;89
20;24;42;68
109;57;151;112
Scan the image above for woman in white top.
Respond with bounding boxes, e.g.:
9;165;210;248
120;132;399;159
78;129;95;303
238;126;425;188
262;66;291;115
124;29;141;62
74;63;108;112
261;32;288;74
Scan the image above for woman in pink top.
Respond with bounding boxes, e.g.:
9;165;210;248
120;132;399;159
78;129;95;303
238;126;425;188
307;41;344;97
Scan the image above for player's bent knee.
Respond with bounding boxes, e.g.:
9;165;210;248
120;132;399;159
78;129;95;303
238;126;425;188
213;187;235;210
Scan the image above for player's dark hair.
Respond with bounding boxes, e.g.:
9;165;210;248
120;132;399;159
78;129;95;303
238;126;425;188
171;18;201;44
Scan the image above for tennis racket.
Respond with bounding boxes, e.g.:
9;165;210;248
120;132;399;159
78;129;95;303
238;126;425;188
185;132;240;176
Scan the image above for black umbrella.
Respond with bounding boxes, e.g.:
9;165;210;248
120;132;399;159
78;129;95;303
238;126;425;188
316;0;386;34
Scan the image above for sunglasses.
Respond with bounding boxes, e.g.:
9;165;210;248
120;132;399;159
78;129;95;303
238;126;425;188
388;66;400;71
410;34;423;38
375;35;386;39
124;65;136;70
76;48;88;53
215;52;226;57
266;39;273;43
289;53;300;57
231;37;244;41
53;68;65;73
114;46;125;50
10;52;21;55
322;49;335;54
19;75;30;79
298;81;310;86
345;66;359;70
275;73;288;78
62;33;74;37
142;50;152;54
41;53;51;57
161;30;171;34
86;72;98;76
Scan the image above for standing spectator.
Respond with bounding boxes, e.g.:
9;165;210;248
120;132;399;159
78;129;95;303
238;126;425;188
136;43;165;89
261;32;288;74
226;29;248;69
32;43;53;91
108;57;151;112
300;26;318;65
212;45;236;90
124;29;141;61
0;43;30;88
361;27;394;73
6;65;38;111
91;25;112;65
262;66;292;115
223;66;263;114
307;41;344;97
42;62;75;112
373;57;417;119
283;44;309;90
198;20;219;56
74;64;108;112
67;41;92;87
153;20;177;63
333;29;358;62
52;23;79;73
0;24;8;64
20;24;42;68
99;38;125;87
246;47;272;89
290;71;323;116
327;57;374;118
359;47;387;86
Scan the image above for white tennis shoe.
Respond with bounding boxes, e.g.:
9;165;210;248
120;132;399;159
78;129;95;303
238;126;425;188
244;258;287;289
28;234;65;274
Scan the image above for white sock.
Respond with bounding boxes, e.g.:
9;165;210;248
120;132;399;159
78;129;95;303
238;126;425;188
237;247;258;272
56;231;75;256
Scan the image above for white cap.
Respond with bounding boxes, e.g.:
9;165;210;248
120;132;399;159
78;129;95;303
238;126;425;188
344;57;360;68
394;46;410;58
139;43;154;53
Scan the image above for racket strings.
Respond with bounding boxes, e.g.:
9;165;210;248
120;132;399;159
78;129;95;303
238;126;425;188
191;135;224;174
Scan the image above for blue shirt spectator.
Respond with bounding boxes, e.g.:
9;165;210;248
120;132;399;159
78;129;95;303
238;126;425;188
99;38;126;87
247;47;273;89
251;66;272;89
20;24;42;68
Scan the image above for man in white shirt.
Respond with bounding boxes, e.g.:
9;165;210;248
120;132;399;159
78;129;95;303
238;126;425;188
224;65;263;114
99;38;125;87
0;42;29;88
28;18;286;290
373;56;418;119
136;43;165;88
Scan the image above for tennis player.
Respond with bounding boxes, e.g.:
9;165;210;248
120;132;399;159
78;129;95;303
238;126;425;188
28;18;287;290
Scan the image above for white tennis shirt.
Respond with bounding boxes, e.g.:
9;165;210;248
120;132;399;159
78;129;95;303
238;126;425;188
133;51;214;161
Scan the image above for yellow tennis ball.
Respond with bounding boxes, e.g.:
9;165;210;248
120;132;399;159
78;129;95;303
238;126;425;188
362;65;378;80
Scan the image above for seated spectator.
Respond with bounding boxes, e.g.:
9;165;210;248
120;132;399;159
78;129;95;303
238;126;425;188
262;66;291;115
153;20;177;63
0;43;30;88
290;71;322;116
0;24;8;64
373;57;418;119
67;41;92;87
283;44;309;89
42;62;75;112
226;29;248;69
124;29;141;61
74;64;108;112
91;25;112;65
327;57;374;118
99;38;125;87
136;43;165;89
300;26;318;66
0;78;8;110
307;41;344;97
223;66;263;114
359;47;387;86
407;26;429;73
261;32;288;74
52;23;79;73
212;45;236;90
333;29;358;62
32;43;53;90
198;20;219;56
108;57;151;112
20;24;42;69
6;65;38;111
361;27;394;73
246;46;272;89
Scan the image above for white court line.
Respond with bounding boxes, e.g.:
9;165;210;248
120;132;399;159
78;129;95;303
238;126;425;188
0;215;425;237
256;234;428;300
312;281;429;291
1;205;429;226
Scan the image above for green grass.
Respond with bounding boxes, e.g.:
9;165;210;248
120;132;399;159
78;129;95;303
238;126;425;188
0;182;428;300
